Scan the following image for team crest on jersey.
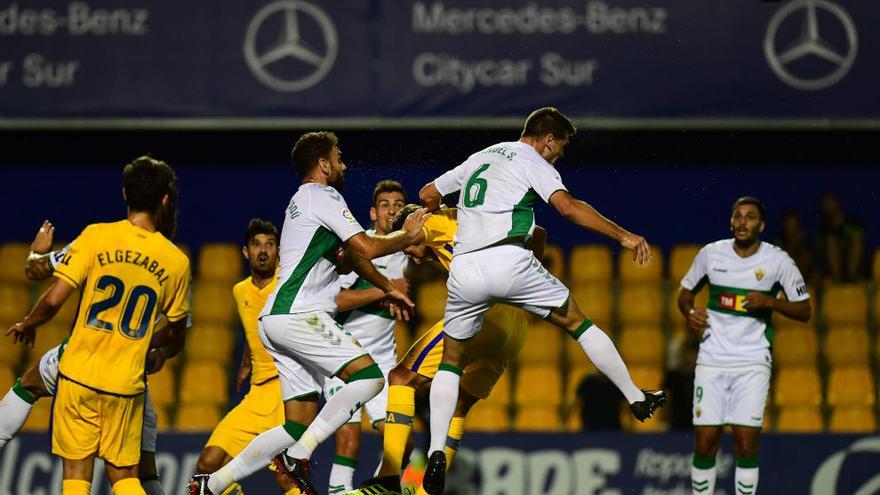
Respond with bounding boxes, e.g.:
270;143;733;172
341;208;357;225
754;268;765;281
695;407;702;418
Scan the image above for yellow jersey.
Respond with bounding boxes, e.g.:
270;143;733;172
423;207;457;271
54;220;191;396
232;276;279;384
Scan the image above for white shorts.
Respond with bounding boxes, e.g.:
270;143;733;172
39;343;159;451
259;312;368;402
444;245;570;340
692;365;770;428
322;345;396;426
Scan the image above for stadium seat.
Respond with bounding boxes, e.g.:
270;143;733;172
465;402;509;432
618;284;664;326
185;324;235;363
826;367;876;407
773;314;814;333
569;244;613;283
829;406;877;433
569;282;612;328
772;326;818;368
416;281;447;323
822;284;868;325
619;325;665;366
482;369;512;407
565;340;599;378
394;322;413;361
191;282;236;324
180;362;229;406
775;406;823;433
618;245;663;283
0;328;23;366
514;405;563;432
824;326;870;367
669;244;702;283
517;321;564;365
0;283;29;322
564;409;583;431
197;243;242;282
175;404;221;431
22;399;52;432
0;365;15;392
628;365;664;391
148;366;177;408
0;243;30;283
514;365;563;407
542;244;566;281
154;404;171;432
774;367;822;407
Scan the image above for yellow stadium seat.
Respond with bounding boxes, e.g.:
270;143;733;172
826;367;876;407
0;327;24;366
180;362;228;406
570;282;612;328
0;243;30;283
154;404;171;432
565;367;594;407
618;284;664;326
829;406;877;433
148;366;177;408
669;244;702;283
0;365;15;391
872;249;880;281
185;324;235;363
22;399;52;432
772;327;818;368
824;326;870;367
628;366;664;391
0;283;30;322
822;284;867;325
175;404;221;431
416;281;447;323
514;405;563;431
565;341;599;378
542;244;565;281
773;314;814;333
774;367;822;407
395;322;413;361
517;321;564;365
465;403;509;432
192;282;236;324
619;325;665;366
481;370;512;407
197;243;242;282
775;406;823;433
564;408;583;431
618;245;663;283
569;245;613;283
515;365;563;406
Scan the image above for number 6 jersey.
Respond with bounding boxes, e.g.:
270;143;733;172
54;220;191;396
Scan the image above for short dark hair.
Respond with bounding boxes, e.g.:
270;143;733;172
521;107;576;140
244;218;278;246
291;131;338;179
732;196;766;220
391;203;421;232
123;155;177;214
372;180;407;207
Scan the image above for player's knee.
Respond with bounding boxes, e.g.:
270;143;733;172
19;370;50;398
388;366;418;387
734;434;759;458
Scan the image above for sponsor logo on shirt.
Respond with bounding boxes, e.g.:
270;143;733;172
754;268;765;281
341;208;357;225
718;292;747;312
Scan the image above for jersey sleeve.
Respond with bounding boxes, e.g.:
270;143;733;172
312;187;365;242
422;211;455;247
434;162;470;196
53;227;97;289
163;258;192;324
777;254;810;302
528;162;568;203
680;246;709;293
48;242;73;270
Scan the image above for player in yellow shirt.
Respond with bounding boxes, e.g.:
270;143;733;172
195;218;296;494
351;205;544;495
6;156;191;495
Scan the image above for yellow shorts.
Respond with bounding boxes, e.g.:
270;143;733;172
400;305;526;399
52;376;144;467
206;377;284;457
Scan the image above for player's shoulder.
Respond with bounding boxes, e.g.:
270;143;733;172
760;241;794;263
703;238;734;254
233;277;252;298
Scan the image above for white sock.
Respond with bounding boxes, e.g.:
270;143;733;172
576;324;645;403
691;456;716;495
141;479;165;495
328;457;357;493
736;465;759;495
288;377;383;460
0;386;35;450
208;425;295;494
428;369;461;455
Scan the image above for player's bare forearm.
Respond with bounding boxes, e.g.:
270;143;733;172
556;195;627;242
23;279;73;327
336;287;385;312
529;225;547;261
155;318;188;359
347;232;411;261
677;288;696;318
419;182;443;211
769;299;812;322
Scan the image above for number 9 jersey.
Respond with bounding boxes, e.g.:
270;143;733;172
54;220;191;396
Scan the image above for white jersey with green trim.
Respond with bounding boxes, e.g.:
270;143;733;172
681;239;809;368
434;141;567;256
336;231;408;356
262;183;364;317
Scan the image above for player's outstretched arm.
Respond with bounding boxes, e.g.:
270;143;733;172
346;208;431;260
24;220;56;281
6;279;75;347
348;253;415;321
549;190;651;264
419;182;443;211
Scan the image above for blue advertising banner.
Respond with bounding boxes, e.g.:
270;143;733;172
0;0;877;123
1;432;877;494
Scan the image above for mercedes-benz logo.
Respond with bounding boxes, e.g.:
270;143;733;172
243;1;338;92
764;0;857;91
